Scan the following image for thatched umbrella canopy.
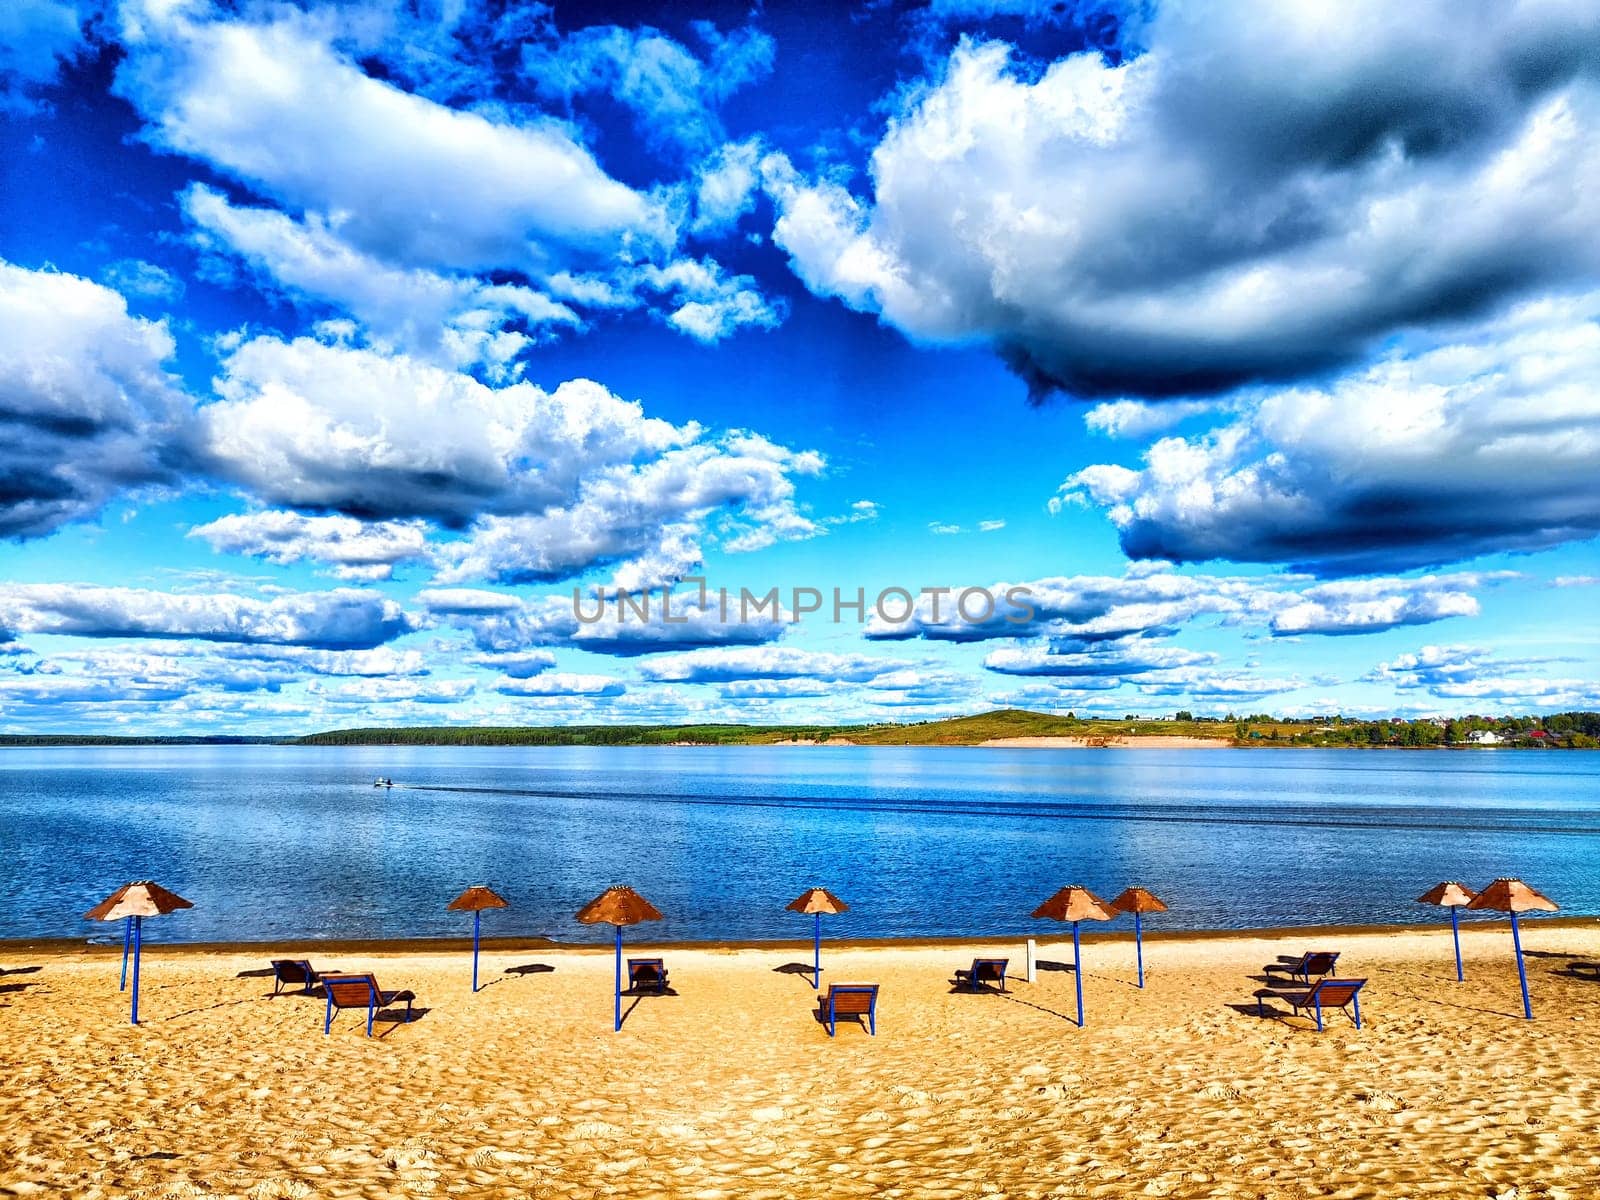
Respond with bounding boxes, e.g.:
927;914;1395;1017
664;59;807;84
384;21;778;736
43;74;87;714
447;885;510;993
577;886;664;1030
1417;881;1477;908
577;885;663;927
1467;878;1558;914
1466;878;1558;1019
1110;886;1167;988
786;887;849;988
1032;886;1117;1026
1032;885;1118;924
1417;881;1478;982
84;880;193;1025
84;880;193;921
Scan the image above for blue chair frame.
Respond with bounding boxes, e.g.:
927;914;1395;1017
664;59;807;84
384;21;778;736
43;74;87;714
270;959;317;996
627;958;670;993
1258;977;1367;1031
322;973;415;1036
819;983;878;1037
954;958;1009;993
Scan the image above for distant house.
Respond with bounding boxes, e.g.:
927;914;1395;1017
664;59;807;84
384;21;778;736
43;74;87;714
1529;730;1548;739
1467;730;1504;745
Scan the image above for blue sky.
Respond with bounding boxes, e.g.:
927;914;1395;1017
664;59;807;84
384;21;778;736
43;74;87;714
1;0;1598;735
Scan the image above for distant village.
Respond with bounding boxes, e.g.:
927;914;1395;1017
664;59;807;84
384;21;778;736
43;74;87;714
1207;711;1600;748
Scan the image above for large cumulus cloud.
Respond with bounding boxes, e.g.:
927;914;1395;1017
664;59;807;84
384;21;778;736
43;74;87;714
766;1;1600;398
194;336;824;587
0;261;186;538
1061;296;1600;573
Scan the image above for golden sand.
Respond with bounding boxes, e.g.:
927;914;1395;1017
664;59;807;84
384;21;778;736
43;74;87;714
978;736;1232;749
3;924;1599;1199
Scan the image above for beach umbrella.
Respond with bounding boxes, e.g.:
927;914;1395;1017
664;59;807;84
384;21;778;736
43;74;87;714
1110;886;1167;989
785;887;849;989
1466;878;1558;1020
1416;881;1477;982
447;885;509;993
576;885;663;1031
1032;885;1118;1027
83;881;193;1025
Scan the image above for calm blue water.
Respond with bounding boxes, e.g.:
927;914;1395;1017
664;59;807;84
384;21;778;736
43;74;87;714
2;745;1598;945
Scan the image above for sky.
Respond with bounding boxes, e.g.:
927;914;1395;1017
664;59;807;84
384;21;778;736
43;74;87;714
0;0;1598;736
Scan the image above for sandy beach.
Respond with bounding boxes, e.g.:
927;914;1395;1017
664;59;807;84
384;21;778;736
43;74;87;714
979;736;1233;749
5;924;1600;1198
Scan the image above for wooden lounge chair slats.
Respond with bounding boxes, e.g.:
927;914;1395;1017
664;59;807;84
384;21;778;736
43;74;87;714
627;958;669;993
321;973;416;1036
818;983;878;1037
953;958;1009;993
1257;977;1367;1031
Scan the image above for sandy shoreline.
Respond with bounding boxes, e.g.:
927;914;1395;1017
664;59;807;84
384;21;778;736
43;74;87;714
979;734;1233;748
5;924;1600;1198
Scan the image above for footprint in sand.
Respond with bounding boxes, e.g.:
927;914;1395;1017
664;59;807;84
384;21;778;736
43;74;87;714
1357;1090;1407;1113
250;1181;312;1200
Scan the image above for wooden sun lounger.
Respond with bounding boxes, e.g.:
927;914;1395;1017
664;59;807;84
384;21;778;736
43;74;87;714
953;957;1009;993
321;973;415;1036
1264;951;1340;983
269;959;318;996
627;958;670;993
1258;977;1367;1031
818;983;878;1037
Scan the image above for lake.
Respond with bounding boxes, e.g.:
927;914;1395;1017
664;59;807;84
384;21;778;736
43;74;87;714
1;745;1597;945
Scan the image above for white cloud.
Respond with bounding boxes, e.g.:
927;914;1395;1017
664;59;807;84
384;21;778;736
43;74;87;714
0;583;412;649
0;260;186;538
1084;400;1223;440
867;567;1505;643
636;646;911;683
101;258;184;301
0;0;85;112
692;139;763;235
198;335;686;524
766;6;1600;397
983;644;1216;678
495;672;625;697
522;21;773;158
1061;295;1600;573
182;184;578;371
192;337;823;587
115;4;668;277
422;591;786;657
188;511;432;581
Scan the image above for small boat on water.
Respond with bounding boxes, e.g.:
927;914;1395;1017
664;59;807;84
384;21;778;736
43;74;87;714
373;777;393;788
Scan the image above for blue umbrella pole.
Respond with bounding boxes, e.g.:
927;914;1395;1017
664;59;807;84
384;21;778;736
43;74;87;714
1134;911;1145;989
814;912;822;989
120;916;132;991
613;924;623;1032
1072;921;1084;1027
472;910;482;993
1450;906;1463;982
130;915;143;1025
1511;911;1532;1020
